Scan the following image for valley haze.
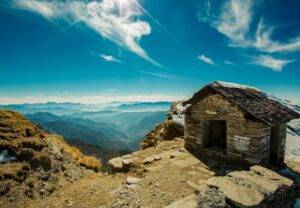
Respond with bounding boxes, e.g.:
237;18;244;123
0;101;172;159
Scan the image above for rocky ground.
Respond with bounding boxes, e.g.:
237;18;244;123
109;139;298;208
1;109;300;208
0;110;101;207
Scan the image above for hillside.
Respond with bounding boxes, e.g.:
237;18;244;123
0;109;101;207
1;109;300;208
1;102;170;152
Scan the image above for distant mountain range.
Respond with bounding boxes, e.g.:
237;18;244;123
0;102;171;152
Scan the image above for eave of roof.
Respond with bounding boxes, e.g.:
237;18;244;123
183;82;300;125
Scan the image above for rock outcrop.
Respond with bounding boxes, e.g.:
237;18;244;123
141;102;185;149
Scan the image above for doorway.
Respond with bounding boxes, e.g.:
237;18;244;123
203;120;227;153
270;125;282;165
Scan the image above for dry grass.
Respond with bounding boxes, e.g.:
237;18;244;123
0;109;38;141
77;156;101;172
46;135;101;171
0;109;101;172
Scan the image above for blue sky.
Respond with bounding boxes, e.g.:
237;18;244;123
0;0;300;104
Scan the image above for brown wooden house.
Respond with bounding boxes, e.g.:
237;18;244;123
183;81;300;165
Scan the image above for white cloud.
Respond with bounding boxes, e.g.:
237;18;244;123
13;0;162;67
214;0;253;46
0;93;187;105
15;0;57;19
252;55;295;71
202;0;300;54
224;60;235;65
255;19;300;53
100;54;122;63
138;70;178;80
197;54;215;65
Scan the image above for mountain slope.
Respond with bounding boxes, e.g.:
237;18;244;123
0;109;101;203
40;120;128;151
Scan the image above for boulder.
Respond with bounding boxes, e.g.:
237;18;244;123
109;157;130;172
207;176;264;207
196;185;227;208
143;157;154;164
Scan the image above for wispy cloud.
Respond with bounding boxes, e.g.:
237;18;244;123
214;0;253;46
252;55;295;71
15;0;57;19
138;70;178;80
13;0;162;67
224;60;235;65
100;54;122;63
0;93;188;105
255;19;300;53
210;0;300;53
197;54;215;65
197;0;212;23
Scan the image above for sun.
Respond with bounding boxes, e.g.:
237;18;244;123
115;0;137;16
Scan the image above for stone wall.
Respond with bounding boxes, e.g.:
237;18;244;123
184;92;273;164
270;123;287;165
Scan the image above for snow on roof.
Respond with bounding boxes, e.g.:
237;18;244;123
215;81;261;92
184;81;300;125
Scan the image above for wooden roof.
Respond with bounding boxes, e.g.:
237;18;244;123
184;81;300;125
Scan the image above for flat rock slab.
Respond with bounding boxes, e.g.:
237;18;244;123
165;194;197;208
286;160;300;174
207;176;264;208
169;156;200;168
228;171;279;195
250;165;293;187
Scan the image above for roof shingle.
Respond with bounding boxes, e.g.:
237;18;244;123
184;81;300;125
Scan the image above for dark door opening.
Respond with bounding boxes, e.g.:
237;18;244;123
270;125;282;165
203;120;227;153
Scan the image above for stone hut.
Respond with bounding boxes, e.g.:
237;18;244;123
183;81;300;165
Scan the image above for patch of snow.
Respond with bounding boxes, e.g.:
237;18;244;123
268;95;300;135
286;130;300;163
268;94;298;110
289;119;300;135
0;150;16;164
215;81;261;91
172;102;189;126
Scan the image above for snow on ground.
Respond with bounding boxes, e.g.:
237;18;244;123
286;129;300;163
172;102;189;126
0;150;15;163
